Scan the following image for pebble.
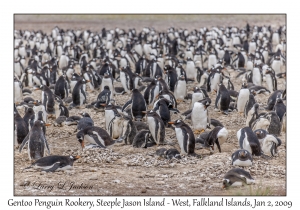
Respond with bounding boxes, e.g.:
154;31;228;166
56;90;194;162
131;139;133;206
156;181;165;185
141;188;147;193
90;175;98;180
112;180;120;183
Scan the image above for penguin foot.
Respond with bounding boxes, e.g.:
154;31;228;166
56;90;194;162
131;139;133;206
194;129;205;134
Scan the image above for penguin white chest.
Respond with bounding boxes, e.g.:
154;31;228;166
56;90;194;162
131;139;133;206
211;73;221;92
237;89;249;113
242;133;252;154
252;68;262;86
265;75;273;92
272;61;281;74
191;103;207;130
120;72;129;92
185;62;196;80
79;90;85;106
175;127;186;154
105;110;115;131
208;55;217;69
147;117;157;141
191;93;204;108
14;82;22;103
174;81;186;100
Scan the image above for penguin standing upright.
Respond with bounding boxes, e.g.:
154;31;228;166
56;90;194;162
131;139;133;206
71;78;87;108
118;116;140;145
93;86;111;112
54;74;69;100
100;72;114;99
244;90;256;118
265;111;282;135
273;98;286;122
152;97;177;126
14;77;23;104
185;57;196;81
107;111;123;139
168;119;196;155
236;83;250;116
265;68;277;93
143;110;165;145
19;120;51;160
190;87;207;109
215;83;230;115
237;127;261;156
174;75;187;102
191;98;211;134
38;85;56;117
245;103;259;127
123;89;147;121
33;100;47;123
14;108;29;146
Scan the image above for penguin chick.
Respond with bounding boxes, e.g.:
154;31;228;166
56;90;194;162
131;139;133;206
165;148;181;159
77;112;94;131
23;155;80;172
223;168;255;188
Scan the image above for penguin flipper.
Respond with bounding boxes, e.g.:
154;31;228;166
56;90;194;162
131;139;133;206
215;138;222;153
42;134;51;155
42;162;61;172
91;133;106;148
122;99;132;112
19;133;29;152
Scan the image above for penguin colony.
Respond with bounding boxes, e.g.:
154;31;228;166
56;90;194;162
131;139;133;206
14;24;286;192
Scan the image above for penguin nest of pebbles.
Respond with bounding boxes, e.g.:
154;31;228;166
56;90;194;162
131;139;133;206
14;17;286;196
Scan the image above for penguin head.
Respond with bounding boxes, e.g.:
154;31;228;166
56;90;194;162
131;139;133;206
168;119;184;127
255;129;267;140
76;129;85;146
69;155;81;161
222;179;231;189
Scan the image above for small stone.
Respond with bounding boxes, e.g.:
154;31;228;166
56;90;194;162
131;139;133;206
89;168;97;172
141;188;147;193
90;175;98;180
156;181;165;185
112;180;120;183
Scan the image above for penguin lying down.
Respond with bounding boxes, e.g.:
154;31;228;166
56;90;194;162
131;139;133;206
156;148;181;159
23;155;80;172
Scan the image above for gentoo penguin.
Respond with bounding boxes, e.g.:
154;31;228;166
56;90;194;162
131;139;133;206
265;111;282;135
107;111;123;139
191;98;211;134
244;90;256;118
236;83;250;116
65;115;81;126
70;78;87;108
152;97;175;126
207;67;222;93
143;110;165;145
214;83;230;115
168;119;196;155
132;129;155;148
156;148;168;157
195;126;228;153
265;68;277;92
23;155;80;172
223;168;255;188
77;112;94;131
245;103;259;127
19;120;51;161
185;57;196;81
14;77;23;104
118;116;141;145
93;86;111;112
273;98;286;122
165;148;182;159
254;129;269;144
123;89;147;121
261;134;282;157
54;74;69;100
36;85;55;116
69;73;82;94
76;126;120;149
32;100;47;123
251;114;270;131
190;87;208;109
237;127;262;156
174;75;187;102
248;85;270;95
265;90;282;110
231;149;253;166
14;108;29;146
100;72;115;99
54;96;69;120
22;106;35;131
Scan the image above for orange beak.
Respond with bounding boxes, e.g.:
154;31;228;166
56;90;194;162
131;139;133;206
86;80;90;83
168;121;175;124
81;141;85;149
100;104;106;107
75;155;81;159
45;123;52;126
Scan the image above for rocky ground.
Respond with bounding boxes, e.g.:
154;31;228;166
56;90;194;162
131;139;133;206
14;15;286;196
